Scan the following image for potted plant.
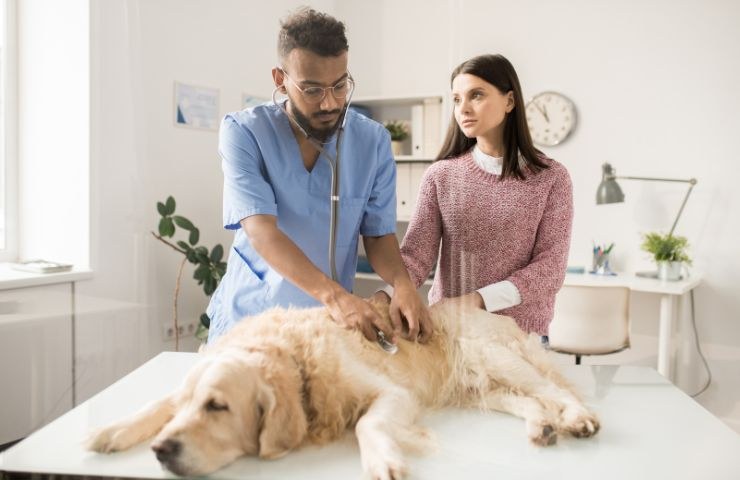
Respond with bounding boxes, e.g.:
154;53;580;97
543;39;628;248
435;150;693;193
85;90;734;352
383;120;409;156
640;231;691;281
152;196;227;348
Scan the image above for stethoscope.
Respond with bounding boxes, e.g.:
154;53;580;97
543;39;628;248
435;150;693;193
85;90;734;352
272;80;398;354
271;83;352;282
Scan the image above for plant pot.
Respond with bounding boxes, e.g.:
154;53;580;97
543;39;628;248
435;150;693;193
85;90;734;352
657;261;682;281
390;140;403;157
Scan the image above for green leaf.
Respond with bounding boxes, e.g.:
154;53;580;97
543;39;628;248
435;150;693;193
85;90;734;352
194;264;210;281
186;250;197;263
204;277;216;296
199;313;210;328
640;232;691;264
176;241;190;251
157;202;167;216
210;244;224;263
173;215;195;231
189;228;200;246
165;196;176;215
158;217;175;237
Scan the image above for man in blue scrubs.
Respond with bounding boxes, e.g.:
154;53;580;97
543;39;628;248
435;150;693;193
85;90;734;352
207;8;431;344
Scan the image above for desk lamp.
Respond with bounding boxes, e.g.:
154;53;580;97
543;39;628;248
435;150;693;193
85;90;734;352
596;163;697;237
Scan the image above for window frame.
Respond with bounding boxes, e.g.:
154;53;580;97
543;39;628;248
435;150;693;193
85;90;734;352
0;0;18;262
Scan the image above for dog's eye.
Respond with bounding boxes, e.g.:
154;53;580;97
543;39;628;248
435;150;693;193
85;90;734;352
205;399;229;412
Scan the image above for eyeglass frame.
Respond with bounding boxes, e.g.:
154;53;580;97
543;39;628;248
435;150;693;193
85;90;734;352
279;68;355;104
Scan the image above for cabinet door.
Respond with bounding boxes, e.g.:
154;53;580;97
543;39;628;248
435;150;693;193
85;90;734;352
396;163;413;220
0;284;73;444
408;163;429;218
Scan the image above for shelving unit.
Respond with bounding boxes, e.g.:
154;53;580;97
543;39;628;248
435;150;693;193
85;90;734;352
353;94;446;221
352;94;446;292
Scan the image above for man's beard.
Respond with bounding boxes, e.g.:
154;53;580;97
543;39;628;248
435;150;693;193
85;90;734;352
289;101;343;142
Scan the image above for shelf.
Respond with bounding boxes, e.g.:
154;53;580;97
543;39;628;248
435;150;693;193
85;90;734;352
353;94;443;106
355;271;434;287
394;156;435;163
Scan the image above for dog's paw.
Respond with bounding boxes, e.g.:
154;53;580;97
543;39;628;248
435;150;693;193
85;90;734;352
84;425;134;453
527;422;558;447
560;407;600;438
363;454;408;480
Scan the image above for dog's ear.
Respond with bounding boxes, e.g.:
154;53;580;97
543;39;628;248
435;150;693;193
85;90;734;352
256;359;307;459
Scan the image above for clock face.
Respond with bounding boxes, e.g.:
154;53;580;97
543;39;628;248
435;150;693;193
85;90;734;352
525;91;577;147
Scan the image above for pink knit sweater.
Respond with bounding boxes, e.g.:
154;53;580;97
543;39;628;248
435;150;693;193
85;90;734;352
400;151;573;334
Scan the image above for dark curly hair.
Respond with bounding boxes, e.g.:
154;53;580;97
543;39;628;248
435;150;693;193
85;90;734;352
278;7;348;60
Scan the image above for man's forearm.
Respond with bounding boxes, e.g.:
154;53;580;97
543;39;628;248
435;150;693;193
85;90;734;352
241;216;341;304
363;234;413;289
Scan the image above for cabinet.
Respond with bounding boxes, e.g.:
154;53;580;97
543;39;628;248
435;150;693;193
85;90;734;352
352;95;446;289
352;94;446;221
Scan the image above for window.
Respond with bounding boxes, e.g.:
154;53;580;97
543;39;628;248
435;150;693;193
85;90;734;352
0;0;17;261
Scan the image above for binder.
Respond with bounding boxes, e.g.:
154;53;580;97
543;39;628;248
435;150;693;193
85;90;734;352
423;98;442;158
410;104;424;158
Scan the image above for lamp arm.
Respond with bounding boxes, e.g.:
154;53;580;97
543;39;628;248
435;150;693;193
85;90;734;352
615;175;698;184
668;182;696;237
607;174;698;236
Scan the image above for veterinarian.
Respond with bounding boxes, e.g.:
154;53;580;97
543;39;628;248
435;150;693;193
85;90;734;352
378;54;573;340
207;8;431;344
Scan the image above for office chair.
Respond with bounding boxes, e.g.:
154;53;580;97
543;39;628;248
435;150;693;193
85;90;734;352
547;285;631;365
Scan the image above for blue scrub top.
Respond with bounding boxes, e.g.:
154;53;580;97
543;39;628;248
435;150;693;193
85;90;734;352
207;102;397;341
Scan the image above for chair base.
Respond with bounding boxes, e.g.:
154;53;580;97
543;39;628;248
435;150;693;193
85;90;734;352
550;344;630;365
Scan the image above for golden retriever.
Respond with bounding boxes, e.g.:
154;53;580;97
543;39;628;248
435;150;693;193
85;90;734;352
85;302;599;478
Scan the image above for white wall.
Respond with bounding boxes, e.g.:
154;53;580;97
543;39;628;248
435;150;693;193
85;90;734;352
76;0;740;431
83;0;334;384
341;0;740;429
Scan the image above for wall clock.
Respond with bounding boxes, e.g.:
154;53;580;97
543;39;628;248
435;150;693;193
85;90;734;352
525;91;577;147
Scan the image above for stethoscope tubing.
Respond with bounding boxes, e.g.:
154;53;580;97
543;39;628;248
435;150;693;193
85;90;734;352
271;88;353;281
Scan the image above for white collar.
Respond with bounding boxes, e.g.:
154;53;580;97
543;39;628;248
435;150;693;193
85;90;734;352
472;145;503;175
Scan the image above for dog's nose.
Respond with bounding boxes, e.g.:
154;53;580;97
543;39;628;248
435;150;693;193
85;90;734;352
151;438;182;462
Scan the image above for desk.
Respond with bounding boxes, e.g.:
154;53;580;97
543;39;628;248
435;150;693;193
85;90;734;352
2;352;738;479
563;272;702;379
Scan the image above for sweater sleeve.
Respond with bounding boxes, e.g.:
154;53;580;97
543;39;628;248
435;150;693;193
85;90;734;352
506;166;573;304
400;167;443;289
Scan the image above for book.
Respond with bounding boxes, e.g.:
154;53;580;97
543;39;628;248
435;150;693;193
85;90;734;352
12;259;73;274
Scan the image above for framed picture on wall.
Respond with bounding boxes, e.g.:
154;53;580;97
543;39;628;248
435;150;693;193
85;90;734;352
173;81;220;131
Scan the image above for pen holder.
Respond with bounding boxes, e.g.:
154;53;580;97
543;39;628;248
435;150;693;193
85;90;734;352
591;251;613;275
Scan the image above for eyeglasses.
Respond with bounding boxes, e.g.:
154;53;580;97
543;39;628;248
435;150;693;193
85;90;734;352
281;70;354;104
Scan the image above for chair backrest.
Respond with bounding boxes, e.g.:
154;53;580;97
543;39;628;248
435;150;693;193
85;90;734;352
548;285;630;356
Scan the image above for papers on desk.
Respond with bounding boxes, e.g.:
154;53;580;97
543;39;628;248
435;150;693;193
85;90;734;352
11;259;73;274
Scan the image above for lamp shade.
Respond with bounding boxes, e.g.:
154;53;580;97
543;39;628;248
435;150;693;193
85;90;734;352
596;163;625;204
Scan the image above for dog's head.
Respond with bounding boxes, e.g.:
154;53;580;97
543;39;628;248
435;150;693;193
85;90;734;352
150;348;308;476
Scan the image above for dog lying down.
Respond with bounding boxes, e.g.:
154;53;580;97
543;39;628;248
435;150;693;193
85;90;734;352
86;302;599;478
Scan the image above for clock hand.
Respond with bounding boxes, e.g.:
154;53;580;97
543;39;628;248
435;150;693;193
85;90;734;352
533;101;550;123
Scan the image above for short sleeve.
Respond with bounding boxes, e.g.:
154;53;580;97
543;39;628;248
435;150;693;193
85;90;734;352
220;115;278;230
359;131;397;237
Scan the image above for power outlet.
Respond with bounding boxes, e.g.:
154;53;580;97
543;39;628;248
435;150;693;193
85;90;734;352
162;319;199;341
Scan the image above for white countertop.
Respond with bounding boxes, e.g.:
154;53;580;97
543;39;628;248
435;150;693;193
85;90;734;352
2;352;738;479
0;263;93;290
563;271;703;295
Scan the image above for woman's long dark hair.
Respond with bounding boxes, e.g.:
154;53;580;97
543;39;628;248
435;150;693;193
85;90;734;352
436;54;547;180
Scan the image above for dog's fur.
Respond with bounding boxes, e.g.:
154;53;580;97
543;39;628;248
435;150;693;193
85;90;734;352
86;302;599;478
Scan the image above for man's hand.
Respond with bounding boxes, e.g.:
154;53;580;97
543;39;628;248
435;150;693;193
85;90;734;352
325;288;395;343
387;281;434;343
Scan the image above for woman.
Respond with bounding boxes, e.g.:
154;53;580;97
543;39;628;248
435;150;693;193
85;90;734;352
388;54;573;336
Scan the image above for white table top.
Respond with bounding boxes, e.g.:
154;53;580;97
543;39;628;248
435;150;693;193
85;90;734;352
2;352;738;479
564;271;702;295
